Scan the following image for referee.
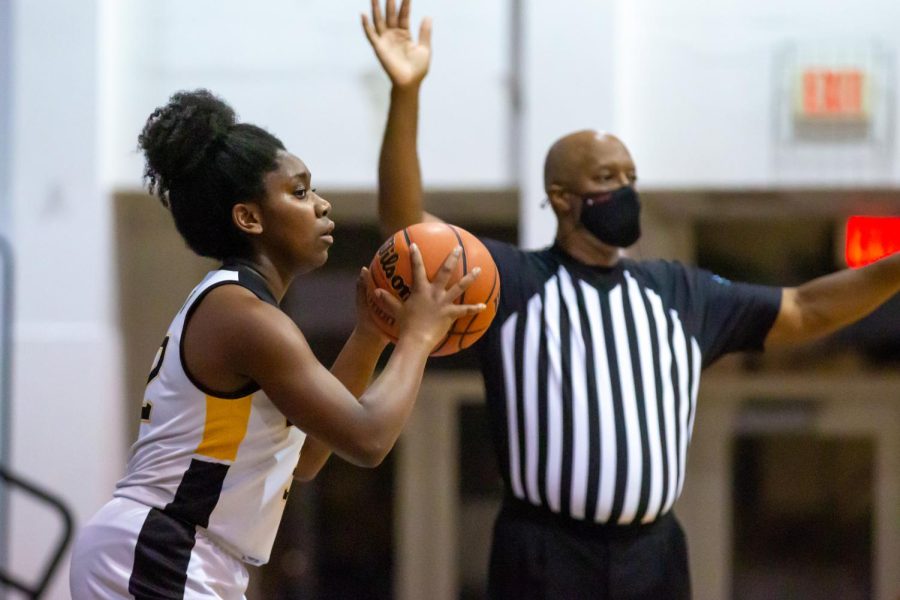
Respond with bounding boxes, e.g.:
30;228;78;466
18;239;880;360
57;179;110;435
362;1;900;597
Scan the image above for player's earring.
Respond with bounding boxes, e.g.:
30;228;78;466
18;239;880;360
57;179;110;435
540;197;549;209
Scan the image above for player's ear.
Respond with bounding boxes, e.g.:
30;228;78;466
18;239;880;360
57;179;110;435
233;202;263;235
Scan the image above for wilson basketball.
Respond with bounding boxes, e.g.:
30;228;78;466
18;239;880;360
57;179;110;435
366;222;500;356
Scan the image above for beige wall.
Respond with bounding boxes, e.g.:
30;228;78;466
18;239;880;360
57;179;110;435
114;192;216;439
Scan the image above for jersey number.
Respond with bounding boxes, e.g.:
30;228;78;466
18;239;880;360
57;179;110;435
147;336;170;383
141;401;153;423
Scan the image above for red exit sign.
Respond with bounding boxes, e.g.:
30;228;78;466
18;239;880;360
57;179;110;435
798;69;868;120
845;216;900;268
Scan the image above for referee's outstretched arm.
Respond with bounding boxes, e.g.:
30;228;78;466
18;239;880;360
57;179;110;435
766;251;900;346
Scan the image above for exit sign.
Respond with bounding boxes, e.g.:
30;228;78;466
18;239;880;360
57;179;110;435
845;216;900;268
796;68;869;121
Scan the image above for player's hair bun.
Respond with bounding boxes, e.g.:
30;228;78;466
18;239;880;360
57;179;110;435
138;89;236;204
137;88;285;260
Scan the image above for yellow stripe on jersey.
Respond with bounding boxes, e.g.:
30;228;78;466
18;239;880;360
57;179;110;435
196;395;253;462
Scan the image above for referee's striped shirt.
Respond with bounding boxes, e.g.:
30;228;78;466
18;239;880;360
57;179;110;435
476;240;781;526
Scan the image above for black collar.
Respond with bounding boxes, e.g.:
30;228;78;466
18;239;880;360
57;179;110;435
221;259;279;307
549;241;623;275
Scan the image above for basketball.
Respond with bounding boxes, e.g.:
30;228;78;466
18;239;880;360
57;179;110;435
366;222;500;356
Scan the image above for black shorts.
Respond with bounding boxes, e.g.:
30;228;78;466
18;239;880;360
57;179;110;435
488;498;691;600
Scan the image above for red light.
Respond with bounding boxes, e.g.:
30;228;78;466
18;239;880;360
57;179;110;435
845;216;900;268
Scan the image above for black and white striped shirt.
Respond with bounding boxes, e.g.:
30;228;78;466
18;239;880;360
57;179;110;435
476;240;781;525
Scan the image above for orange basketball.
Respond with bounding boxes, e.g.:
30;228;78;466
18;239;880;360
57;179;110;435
366;222;500;356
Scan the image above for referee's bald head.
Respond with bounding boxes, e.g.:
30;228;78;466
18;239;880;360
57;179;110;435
543;130;633;193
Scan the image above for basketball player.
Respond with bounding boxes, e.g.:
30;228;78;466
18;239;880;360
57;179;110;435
69;89;484;599
362;1;900;597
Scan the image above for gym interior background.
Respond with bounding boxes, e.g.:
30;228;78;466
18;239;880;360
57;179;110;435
2;0;900;599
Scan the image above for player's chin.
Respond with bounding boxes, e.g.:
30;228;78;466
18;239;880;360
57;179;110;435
299;248;329;274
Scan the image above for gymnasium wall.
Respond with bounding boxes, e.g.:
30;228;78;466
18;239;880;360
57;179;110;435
7;1;125;598
615;0;900;188
9;0;113;332
107;0;514;191
0;0;9;233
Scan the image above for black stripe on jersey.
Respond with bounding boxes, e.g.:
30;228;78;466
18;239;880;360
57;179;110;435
573;281;601;522
600;292;628;524
513;311;528;500
146;335;170;383
222;259;278;307
164;458;230;527
640;288;669;520
667;310;684;503
536;291;550;507
557;278;574;517
129;459;229;598
129;507;197;600
621;286;652;523
685;338;696;454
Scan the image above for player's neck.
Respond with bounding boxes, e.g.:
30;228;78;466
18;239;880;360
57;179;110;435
229;255;293;303
554;228;622;267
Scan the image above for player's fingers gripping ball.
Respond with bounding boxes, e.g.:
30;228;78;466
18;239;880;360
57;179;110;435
367;222;500;356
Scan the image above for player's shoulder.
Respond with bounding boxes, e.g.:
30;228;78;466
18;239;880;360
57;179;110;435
478;236;517;256
199;282;276;315
479;237;555;263
476;237;519;269
625;257;696;282
478;237;561;282
192;284;297;350
628;259;752;307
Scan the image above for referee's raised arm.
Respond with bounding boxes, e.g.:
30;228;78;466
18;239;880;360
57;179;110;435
362;0;442;236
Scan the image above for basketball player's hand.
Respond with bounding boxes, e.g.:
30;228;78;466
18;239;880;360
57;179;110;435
380;244;485;349
355;267;392;346
362;0;432;89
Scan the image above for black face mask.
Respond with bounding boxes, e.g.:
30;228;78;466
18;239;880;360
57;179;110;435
577;186;641;247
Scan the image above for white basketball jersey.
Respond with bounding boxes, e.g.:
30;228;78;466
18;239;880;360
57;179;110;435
115;262;306;566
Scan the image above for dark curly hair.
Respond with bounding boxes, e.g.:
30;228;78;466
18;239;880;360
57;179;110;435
138;89;285;260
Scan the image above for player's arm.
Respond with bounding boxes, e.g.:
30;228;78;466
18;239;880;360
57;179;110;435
293;324;386;481
210;248;482;468
294;269;391;481
362;0;443;237
766;251;900;346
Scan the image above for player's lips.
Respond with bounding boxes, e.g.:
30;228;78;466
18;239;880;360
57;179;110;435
320;221;335;244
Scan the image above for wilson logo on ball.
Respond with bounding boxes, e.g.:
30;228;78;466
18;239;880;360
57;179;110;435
376;236;412;300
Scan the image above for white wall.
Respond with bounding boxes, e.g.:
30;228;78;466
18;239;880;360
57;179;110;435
0;0;10;233
0;0;11;573
8;1;125;598
110;0;514;191
617;0;900;188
